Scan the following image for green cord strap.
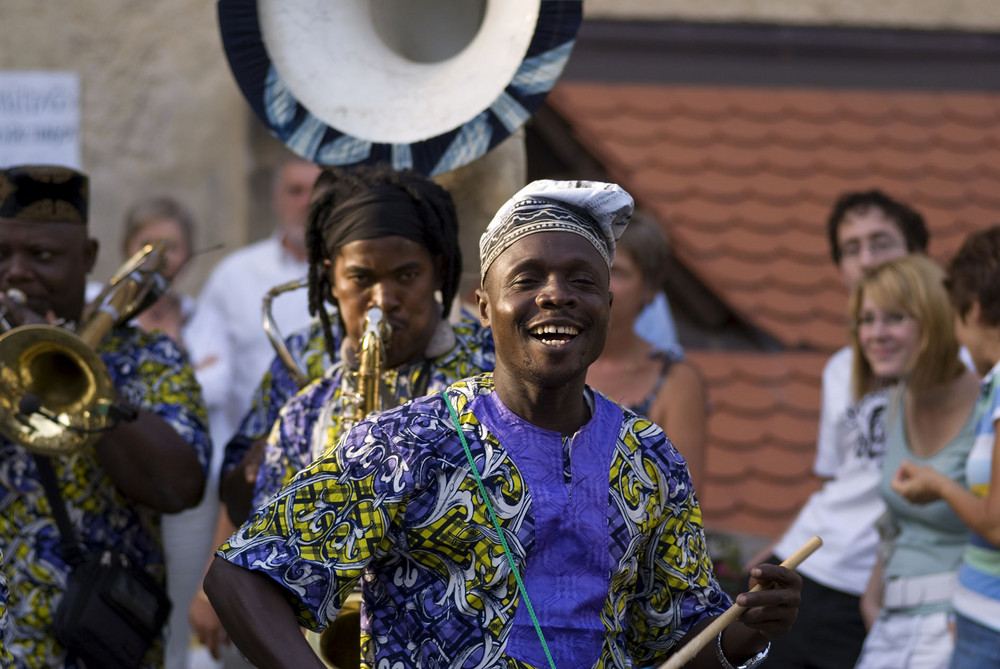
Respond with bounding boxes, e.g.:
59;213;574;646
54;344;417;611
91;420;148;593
443;392;557;669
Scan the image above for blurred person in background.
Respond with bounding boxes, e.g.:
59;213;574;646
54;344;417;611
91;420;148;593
120;196;197;344
891;226;1000;668
853;256;979;669
119;196;223;669
586;214;707;491
184;157;321;456
749;189;929;668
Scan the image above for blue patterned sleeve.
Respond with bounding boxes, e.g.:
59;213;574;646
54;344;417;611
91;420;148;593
218;417;409;631
102;328;212;472
221;353;304;479
620;417;730;664
0;548;10;667
222;324;334;480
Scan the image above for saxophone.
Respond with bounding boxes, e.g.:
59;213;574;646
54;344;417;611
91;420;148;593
349;305;391;424
311;305;392;669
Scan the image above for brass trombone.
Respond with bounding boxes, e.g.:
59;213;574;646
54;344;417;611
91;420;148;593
0;242;169;455
262;277;311;389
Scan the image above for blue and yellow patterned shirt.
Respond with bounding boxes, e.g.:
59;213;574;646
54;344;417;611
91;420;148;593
221;318;337;482
250;317;495;510
1;546;11;667
0;326;211;668
219;374;727;668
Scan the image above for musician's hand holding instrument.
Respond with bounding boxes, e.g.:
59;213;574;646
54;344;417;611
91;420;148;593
659;536;822;669
0;287;52;329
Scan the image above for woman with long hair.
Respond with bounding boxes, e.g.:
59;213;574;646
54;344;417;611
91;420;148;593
853;255;980;669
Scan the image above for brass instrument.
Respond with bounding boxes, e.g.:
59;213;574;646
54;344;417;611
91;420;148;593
262;277;311;389
0;242;168;455
312;304;392;669
349;305;391;424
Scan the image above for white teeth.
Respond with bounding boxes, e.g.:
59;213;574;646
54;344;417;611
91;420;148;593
530;324;579;336
539;338;569;347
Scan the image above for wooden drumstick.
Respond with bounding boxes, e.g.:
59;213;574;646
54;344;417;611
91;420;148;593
657;535;823;669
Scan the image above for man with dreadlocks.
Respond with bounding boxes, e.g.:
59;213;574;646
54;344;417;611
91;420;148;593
216;166;343;527
221;164;494;523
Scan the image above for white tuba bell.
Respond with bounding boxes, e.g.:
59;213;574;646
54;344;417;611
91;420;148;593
218;0;582;176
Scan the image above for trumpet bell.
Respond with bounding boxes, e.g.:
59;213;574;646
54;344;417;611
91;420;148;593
0;242;167;456
0;324;114;456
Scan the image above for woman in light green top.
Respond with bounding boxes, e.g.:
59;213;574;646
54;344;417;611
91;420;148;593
851;256;980;669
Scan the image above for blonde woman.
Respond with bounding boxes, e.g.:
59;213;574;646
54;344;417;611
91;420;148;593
853;256;980;669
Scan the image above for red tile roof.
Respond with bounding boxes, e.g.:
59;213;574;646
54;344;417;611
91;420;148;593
687;351;825;538
549;83;1000;540
548;84;1000;353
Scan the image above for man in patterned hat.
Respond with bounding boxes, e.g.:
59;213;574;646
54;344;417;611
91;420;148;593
0;165;211;668
205;180;801;668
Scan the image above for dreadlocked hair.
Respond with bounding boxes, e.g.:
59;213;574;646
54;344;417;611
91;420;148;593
305;164;462;360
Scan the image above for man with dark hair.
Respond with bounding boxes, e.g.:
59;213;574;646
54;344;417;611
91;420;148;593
219;164;494;526
825;189;929;291
204;179;801;668
0;165;210;668
751;189;929;668
185;156;322;450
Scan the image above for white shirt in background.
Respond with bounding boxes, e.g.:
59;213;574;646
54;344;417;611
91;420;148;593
184;234;312;450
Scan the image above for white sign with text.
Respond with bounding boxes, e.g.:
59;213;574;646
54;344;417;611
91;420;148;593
0;71;81;169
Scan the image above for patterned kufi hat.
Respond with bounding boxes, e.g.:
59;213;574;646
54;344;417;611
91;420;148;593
0;165;89;225
479;179;633;283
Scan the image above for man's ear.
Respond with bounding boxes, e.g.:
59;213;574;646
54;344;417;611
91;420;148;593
475;287;491;329
84;238;99;274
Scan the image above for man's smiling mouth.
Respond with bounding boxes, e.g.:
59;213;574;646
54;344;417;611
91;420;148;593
529;324;580;347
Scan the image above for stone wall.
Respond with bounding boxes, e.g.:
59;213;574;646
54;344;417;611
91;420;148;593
1;0;249;295
584;0;1000;31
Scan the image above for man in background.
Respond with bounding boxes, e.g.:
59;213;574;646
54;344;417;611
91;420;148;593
753;189;929;668
185;156;321;449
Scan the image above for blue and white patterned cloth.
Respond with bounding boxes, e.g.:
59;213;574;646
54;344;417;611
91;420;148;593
219;373;727;668
251;317;495;510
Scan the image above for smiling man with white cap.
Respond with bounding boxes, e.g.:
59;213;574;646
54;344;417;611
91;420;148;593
205;180;801;668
